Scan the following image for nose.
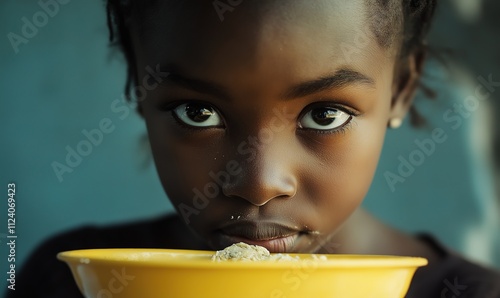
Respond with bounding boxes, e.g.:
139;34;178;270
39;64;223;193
222;143;297;206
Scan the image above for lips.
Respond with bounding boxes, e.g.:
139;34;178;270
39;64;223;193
217;221;301;253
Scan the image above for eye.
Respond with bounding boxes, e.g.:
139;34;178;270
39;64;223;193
298;107;352;131
173;103;223;128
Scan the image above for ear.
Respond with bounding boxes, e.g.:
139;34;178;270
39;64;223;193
389;50;426;126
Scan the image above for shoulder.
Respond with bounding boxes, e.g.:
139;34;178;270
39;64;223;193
408;235;500;298
33;213;204;250
7;213;201;298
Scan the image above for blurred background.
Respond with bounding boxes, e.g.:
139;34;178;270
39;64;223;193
1;0;499;294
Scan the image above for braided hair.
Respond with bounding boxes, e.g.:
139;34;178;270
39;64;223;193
106;0;438;121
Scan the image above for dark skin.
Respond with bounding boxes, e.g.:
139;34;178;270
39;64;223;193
131;0;439;261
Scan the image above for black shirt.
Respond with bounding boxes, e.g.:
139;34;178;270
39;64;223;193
6;215;500;298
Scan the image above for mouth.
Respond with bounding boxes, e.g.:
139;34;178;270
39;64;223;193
216;221;302;253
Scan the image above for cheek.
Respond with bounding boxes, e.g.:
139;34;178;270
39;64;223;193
319;90;392;206
144;112;224;207
301;116;387;230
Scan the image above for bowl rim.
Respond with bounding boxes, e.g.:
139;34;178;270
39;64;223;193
57;248;428;269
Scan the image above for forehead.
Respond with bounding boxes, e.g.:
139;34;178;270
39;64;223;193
131;0;393;92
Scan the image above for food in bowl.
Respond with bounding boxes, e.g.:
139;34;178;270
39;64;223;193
212;242;272;261
212;242;302;261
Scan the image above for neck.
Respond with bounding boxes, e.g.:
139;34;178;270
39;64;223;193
321;209;402;255
323;209;439;261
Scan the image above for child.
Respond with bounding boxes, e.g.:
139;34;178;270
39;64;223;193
9;0;500;297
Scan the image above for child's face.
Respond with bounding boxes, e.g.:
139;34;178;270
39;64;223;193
132;1;401;253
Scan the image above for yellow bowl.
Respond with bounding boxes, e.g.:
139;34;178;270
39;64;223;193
58;248;427;298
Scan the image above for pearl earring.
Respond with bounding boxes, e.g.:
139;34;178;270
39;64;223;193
389;118;403;129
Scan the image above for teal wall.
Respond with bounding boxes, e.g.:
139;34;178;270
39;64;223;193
0;1;171;293
1;0;499;295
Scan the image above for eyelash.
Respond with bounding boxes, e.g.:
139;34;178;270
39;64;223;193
158;100;359;134
158;100;226;131
296;102;359;135
300;117;354;136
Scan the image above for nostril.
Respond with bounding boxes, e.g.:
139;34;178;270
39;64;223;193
222;178;297;207
252;194;291;207
254;193;295;206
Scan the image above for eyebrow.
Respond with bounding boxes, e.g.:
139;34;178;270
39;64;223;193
158;65;375;100
160;70;231;101
283;68;376;99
